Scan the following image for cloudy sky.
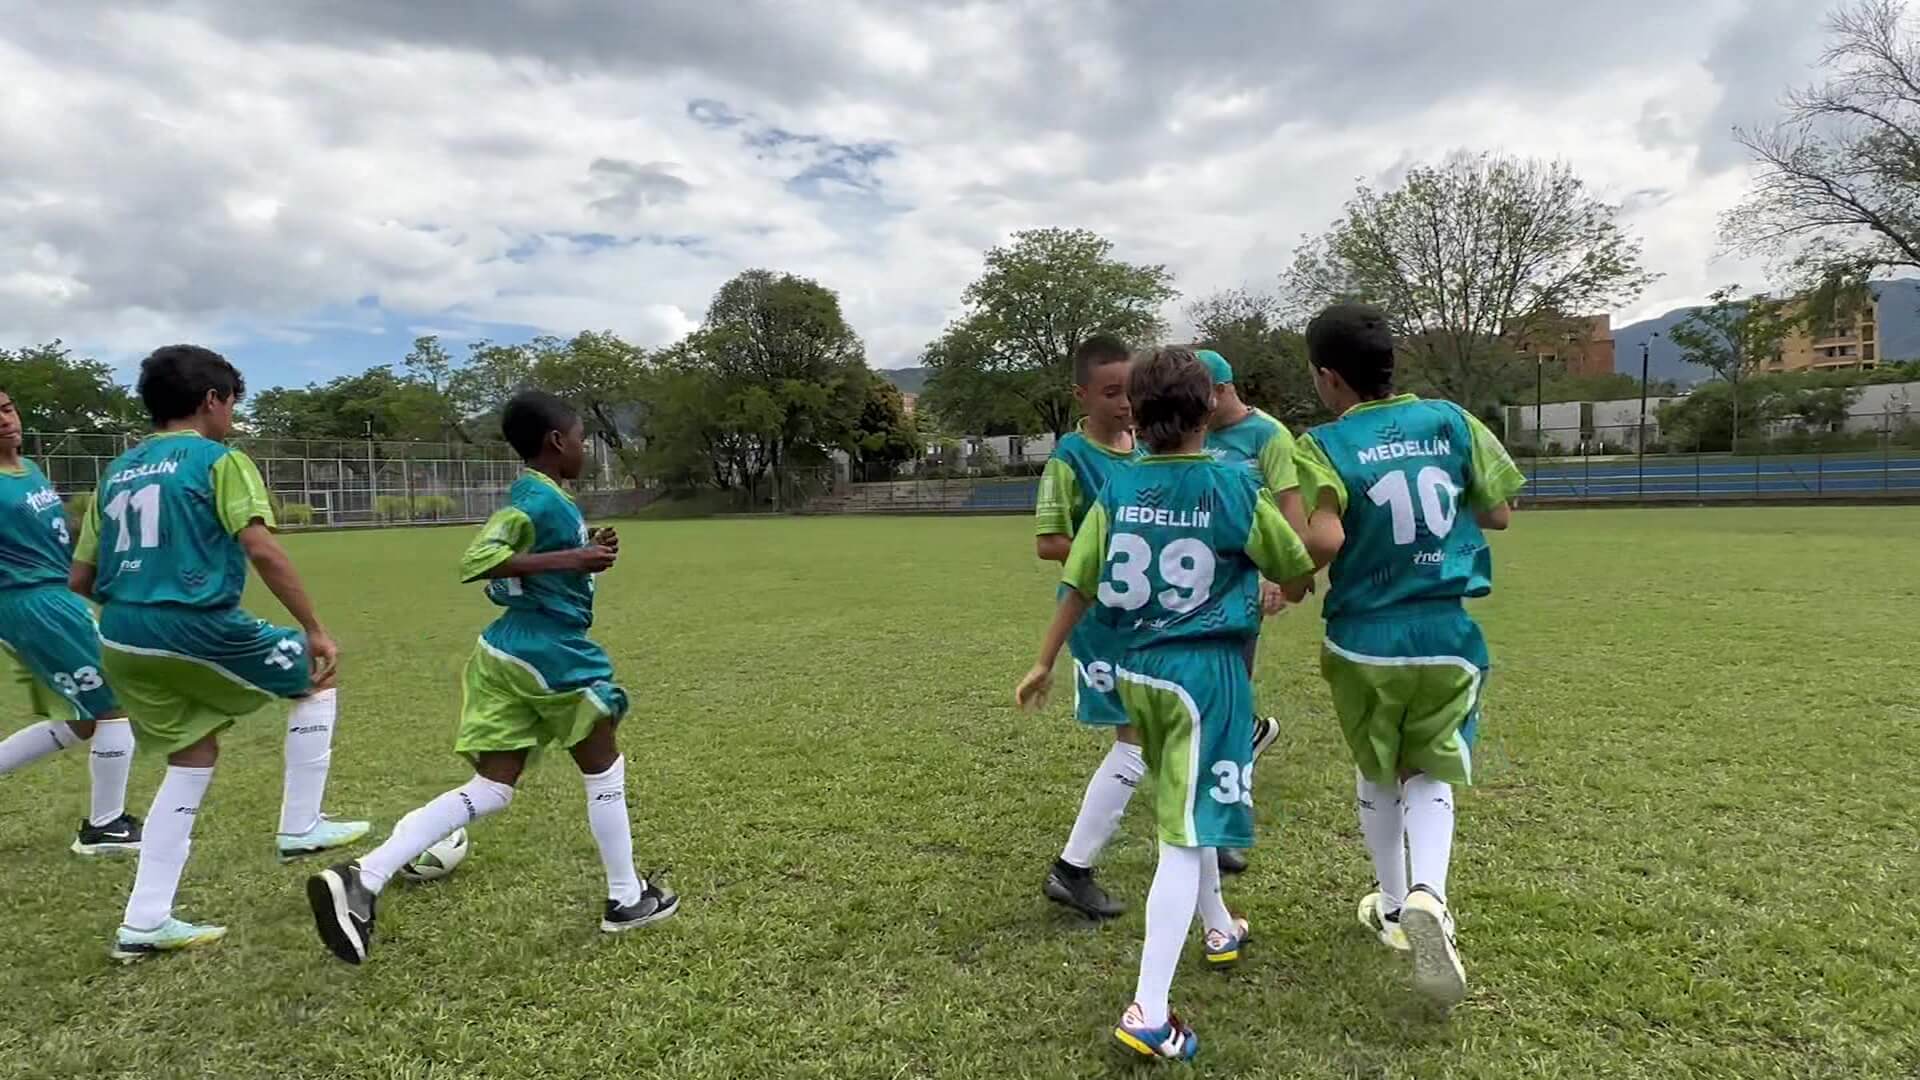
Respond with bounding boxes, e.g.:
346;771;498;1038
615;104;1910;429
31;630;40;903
1;0;1836;387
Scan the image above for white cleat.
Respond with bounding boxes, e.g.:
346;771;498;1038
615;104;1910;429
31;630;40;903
1401;886;1467;1009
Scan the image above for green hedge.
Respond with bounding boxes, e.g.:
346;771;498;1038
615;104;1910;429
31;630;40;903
280;502;315;527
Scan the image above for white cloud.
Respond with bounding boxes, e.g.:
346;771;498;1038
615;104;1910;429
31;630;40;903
0;0;1842;377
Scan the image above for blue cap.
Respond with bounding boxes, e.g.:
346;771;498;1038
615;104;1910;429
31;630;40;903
1195;349;1233;385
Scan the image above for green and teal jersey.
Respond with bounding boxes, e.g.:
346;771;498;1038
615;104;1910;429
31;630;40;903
1063;455;1314;648
1033;424;1143;539
461;470;596;631
76;432;275;610
1294;395;1525;622
0;459;73;591
1205;407;1300;495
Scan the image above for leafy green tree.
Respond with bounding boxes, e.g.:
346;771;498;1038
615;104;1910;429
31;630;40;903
1667;285;1799;452
845;375;922;479
925;228;1175;436
1286;152;1655;414
0;341;139;433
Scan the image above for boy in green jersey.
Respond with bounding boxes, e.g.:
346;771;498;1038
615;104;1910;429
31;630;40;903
1032;335;1144;920
1293;305;1525;1008
1197;348;1306;874
0;388;141;855
308;391;675;966
72;346;369;961
1016;347;1316;1061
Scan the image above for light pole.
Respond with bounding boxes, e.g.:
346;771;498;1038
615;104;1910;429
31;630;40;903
1638;332;1657;495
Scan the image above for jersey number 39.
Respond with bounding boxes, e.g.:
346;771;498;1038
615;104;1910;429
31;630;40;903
1097;534;1217;613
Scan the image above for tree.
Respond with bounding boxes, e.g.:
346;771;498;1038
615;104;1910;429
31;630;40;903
400;336;474;443
1667;285;1799;452
1726;1;1920;311
1537;371;1679;404
1285;152;1655;414
700;270;869;507
450;340;536;424
916;315;1034;435
925;228;1176;436
845;375;922;479
247;365;454;442
527;331;649;457
1186;288;1325;426
0;341;139;433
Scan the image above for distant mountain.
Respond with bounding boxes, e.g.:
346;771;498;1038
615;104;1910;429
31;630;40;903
1612;279;1920;384
878;366;928;394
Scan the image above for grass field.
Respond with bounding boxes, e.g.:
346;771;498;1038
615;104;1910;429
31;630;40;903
2;507;1917;1079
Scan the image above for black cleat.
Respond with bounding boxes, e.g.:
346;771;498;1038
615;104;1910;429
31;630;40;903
71;813;142;856
1044;858;1125;919
308;861;378;965
1250;717;1282;762
1218;848;1250;875
602;876;680;933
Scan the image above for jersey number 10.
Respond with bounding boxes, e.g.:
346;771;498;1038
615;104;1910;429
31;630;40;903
1366;467;1459;546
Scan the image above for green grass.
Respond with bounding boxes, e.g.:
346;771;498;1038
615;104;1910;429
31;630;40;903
2;508;1917;1078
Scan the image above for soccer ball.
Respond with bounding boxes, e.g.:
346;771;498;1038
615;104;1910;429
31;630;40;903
399;828;470;882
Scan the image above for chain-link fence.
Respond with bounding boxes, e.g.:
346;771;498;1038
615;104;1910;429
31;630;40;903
22;431;557;527
1509;411;1920;501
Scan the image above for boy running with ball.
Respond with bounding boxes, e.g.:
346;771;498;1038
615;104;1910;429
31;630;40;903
1292;304;1524;1008
1016;347;1317;1060
308;390;674;965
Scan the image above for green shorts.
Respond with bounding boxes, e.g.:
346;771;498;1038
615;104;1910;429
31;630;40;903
0;585;121;723
1116;640;1255;850
1321;604;1488;787
455;614;629;761
99;604;311;755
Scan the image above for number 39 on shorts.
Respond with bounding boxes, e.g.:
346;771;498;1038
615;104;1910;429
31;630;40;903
1209;761;1254;807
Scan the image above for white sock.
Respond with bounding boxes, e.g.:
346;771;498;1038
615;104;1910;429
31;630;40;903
1134;842;1202;1029
1061;741;1146;868
1402;774;1456;903
358;775;514;894
124;765;213;930
583;756;644;906
1196;847;1233;937
87;720;136;826
0;719;80;774
1356;771;1408;912
279;689;338;836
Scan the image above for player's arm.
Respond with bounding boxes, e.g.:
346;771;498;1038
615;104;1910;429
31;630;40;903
460;507;612;582
1462;412;1525;531
1245;489;1318;604
1015;502;1107;709
1032;458;1078;563
1292;435;1348;567
68;494;103;599
216;452;337;675
1258;430;1309;537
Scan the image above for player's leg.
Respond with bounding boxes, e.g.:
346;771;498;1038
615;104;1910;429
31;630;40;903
0;589;141;852
567;705;678;933
308;643;532;965
1045;622;1140;920
1187;645;1254;967
1394;626;1486;1009
112;734;226;961
1322;633;1420;953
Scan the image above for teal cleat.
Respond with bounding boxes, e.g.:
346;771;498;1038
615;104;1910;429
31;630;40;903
111;918;227;963
277;815;372;862
1113;1004;1199;1061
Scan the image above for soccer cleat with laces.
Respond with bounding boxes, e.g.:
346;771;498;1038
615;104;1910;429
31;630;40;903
1043;858;1125;919
602;875;680;933
1205;915;1251;969
1250;716;1282;762
1113;1004;1199;1061
278;815;372;861
110;918;227;962
71;813;142;856
1217;847;1250;874
307;861;378;964
1357;890;1411;952
1401;885;1467;1008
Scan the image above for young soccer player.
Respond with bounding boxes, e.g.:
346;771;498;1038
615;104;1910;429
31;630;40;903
1198;348;1306;874
307;390;674;965
0;388;141;854
72;346;369;961
1016;347;1317;1060
1032;334;1144;920
1291;304;1525;1008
